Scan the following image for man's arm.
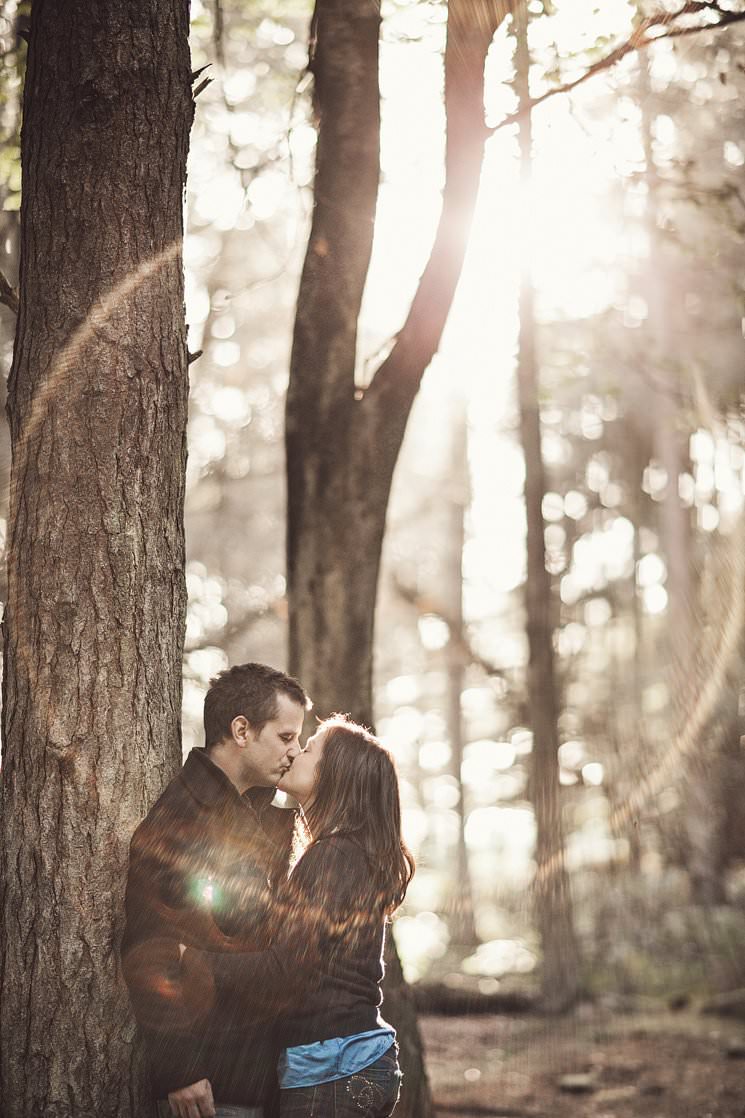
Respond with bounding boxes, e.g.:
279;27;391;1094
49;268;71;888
121;819;216;1097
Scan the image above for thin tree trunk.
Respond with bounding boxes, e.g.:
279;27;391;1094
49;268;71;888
513;1;580;1012
0;4;193;1116
637;51;726;904
442;405;479;946
626;461;646;871
607;449;646;872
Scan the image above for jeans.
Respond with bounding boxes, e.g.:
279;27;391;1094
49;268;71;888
279;1048;402;1118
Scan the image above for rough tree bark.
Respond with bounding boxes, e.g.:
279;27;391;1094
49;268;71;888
513;2;580;1012
285;1;506;1114
0;4;193;1116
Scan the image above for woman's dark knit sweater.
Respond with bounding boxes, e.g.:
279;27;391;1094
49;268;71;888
189;833;389;1047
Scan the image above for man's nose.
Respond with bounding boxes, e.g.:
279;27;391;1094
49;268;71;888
286;741;301;760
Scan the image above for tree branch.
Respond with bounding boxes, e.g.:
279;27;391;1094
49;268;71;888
0;270;18;315
491;1;745;134
184;599;280;655
392;576;507;682
363;0;506;446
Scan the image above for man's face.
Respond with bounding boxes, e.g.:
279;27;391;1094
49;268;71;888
241;691;305;788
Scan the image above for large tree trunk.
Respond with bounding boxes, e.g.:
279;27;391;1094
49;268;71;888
513;2;580;1012
0;4;193;1116
286;0;383;727
286;0;503;722
285;2;505;1114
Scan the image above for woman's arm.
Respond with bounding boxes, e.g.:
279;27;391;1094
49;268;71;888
184;836;370;1014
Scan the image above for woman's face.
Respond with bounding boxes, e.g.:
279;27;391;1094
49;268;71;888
277;726;327;805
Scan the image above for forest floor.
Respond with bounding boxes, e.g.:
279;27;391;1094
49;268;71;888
421;1004;745;1118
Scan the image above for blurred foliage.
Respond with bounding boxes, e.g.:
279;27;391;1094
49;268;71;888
578;867;745;998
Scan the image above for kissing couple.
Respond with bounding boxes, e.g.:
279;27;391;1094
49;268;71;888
122;661;414;1118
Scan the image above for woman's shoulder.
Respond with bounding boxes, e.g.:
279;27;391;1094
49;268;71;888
292;834;380;912
313;831;366;855
293;832;369;878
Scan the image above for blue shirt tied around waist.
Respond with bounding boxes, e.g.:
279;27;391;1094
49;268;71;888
279;1026;397;1088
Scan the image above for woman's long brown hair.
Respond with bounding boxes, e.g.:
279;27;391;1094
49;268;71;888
302;715;415;913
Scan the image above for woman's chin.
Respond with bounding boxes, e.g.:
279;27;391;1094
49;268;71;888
278;779;308;806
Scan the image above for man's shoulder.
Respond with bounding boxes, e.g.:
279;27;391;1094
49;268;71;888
129;767;199;850
132;750;229;834
140;768;189;814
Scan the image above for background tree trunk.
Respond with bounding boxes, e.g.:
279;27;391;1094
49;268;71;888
513;1;580;1012
442;405;479;947
285;1;505;1113
0;4;193;1116
637;50;727;905
285;0;383;727
286;0;504;724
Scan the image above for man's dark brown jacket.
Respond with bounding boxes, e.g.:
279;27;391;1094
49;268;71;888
121;748;295;1105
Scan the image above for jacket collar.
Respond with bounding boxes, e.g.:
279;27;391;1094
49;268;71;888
180;748;277;813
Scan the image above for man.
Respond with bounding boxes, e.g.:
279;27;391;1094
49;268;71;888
122;662;310;1118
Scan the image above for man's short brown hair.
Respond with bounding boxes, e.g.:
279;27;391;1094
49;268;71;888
203;662;310;748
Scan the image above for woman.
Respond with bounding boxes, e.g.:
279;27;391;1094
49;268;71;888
186;714;415;1118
